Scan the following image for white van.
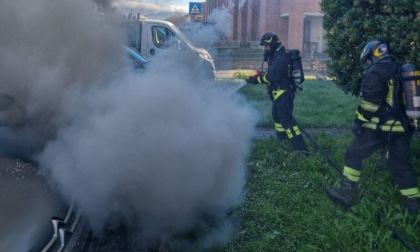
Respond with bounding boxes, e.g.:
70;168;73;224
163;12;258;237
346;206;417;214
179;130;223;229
124;17;216;81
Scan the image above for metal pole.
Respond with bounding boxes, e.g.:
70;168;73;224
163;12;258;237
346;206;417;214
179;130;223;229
193;16;196;44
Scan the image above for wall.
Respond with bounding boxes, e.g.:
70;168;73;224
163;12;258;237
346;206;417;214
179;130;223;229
205;0;327;69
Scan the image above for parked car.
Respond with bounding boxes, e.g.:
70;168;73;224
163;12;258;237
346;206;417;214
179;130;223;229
125;46;149;70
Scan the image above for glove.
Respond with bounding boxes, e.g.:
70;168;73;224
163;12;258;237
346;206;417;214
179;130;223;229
245;76;259;84
253;70;263;77
352;119;364;136
245;71;263;84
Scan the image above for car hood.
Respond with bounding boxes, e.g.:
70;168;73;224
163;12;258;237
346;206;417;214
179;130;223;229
0;157;67;252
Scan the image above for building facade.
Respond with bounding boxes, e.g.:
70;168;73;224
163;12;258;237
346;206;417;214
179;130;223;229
203;0;325;56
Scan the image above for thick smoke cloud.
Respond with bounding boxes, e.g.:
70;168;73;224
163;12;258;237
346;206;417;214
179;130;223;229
0;0;125;154
0;0;258;249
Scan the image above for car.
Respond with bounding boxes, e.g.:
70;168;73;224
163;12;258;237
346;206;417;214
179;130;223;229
0;48;145;251
125;46;149;70
0;157;90;251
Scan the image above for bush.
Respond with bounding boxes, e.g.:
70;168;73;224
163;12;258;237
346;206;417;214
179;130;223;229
321;0;420;96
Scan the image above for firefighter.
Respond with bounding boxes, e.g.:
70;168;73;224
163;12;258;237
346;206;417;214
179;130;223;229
245;32;307;153
326;40;420;216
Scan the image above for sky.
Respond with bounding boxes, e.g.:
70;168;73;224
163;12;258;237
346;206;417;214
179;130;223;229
143;0;191;5
120;0;193;13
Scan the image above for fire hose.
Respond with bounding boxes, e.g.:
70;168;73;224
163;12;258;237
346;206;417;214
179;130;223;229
300;127;419;252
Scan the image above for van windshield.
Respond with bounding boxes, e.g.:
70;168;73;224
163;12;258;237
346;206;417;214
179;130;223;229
167;22;194;48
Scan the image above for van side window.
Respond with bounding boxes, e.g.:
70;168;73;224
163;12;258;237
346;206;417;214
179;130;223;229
151;26;177;49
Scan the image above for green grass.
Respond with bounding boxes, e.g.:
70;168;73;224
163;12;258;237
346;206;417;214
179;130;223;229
208;135;419;252
238;80;361;128
166;134;420;251
218;136;420;251
167;78;420;251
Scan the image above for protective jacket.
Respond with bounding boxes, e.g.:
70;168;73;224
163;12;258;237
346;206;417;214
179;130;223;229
356;56;409;132
258;45;295;99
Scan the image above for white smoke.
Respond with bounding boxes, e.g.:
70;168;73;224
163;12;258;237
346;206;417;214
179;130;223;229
0;0;125;151
0;0;258;249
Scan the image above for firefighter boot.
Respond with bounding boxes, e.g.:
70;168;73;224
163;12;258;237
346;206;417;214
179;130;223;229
326;177;357;208
402;197;420;216
290;135;308;154
276;131;288;141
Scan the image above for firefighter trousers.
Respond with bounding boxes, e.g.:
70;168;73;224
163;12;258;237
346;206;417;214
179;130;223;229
344;129;418;191
271;88;307;152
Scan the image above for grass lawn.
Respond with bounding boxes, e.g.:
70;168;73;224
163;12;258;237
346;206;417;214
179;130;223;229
218;135;420;251
168;134;420;251
237;79;361;128
221;79;420;251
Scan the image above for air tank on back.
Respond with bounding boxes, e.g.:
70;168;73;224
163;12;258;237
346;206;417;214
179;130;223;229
401;63;420;129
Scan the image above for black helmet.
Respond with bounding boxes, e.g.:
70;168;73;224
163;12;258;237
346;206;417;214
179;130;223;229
360;39;389;63
259;32;281;49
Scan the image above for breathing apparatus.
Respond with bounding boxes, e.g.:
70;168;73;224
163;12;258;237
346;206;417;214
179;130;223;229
381;63;420;161
400;63;420;130
361;40;420;131
288;49;304;91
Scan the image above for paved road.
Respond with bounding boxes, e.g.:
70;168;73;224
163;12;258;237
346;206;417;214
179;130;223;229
253;127;351;139
216;70;319;79
254;127;420;139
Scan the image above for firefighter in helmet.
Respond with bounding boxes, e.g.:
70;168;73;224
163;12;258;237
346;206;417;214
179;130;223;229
245;32;307;153
326;40;420;216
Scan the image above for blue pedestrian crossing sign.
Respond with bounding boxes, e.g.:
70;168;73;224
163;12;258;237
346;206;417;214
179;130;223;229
189;2;202;14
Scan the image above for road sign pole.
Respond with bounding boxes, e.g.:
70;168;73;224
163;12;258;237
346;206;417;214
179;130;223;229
189;2;202;45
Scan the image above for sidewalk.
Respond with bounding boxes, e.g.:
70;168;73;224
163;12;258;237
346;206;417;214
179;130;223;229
216;70;318;80
253;128;351;139
254;127;419;139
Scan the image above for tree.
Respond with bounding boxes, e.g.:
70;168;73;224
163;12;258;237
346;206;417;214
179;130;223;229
320;0;420;96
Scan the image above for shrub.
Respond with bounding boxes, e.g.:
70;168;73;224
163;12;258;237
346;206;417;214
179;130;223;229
320;0;420;95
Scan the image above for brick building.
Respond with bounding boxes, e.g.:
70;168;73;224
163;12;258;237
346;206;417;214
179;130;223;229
202;0;325;57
